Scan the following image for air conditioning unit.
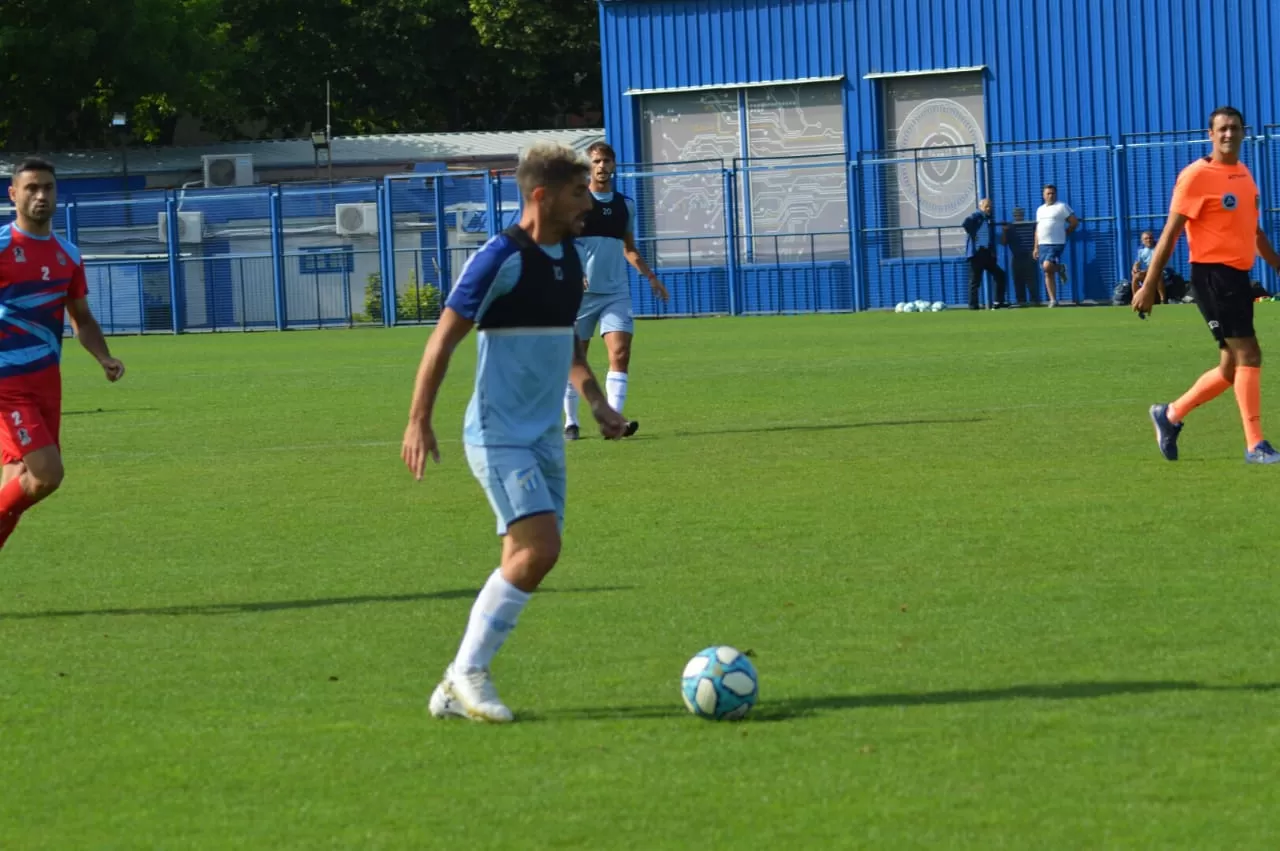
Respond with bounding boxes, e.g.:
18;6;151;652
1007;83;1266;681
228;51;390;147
335;202;378;236
157;211;205;245
202;154;254;188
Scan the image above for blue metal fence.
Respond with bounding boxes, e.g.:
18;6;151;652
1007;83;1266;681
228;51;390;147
34;133;1280;334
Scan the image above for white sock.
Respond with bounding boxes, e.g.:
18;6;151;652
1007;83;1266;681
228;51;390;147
606;371;628;414
453;568;532;673
563;382;579;427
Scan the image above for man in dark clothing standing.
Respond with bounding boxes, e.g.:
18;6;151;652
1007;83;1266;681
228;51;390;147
963;198;1008;309
1002;206;1040;305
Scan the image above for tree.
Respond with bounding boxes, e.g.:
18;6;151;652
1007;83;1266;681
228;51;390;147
0;0;228;150
467;0;602;128
0;0;606;151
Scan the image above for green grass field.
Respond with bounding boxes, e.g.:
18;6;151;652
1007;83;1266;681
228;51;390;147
4;305;1280;848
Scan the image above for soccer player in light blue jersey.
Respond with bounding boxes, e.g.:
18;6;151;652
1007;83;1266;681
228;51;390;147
401;142;628;723
562;141;668;440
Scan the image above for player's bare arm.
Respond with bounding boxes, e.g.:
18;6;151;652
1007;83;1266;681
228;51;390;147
1256;227;1280;271
1066;214;1080;234
623;232;669;300
65;298;125;381
1133;212;1188;313
402;307;474;479
571;338;627;437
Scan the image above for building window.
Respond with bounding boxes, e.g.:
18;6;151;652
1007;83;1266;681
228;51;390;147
743;83;847;262
881;71;985;258
637;80;845;266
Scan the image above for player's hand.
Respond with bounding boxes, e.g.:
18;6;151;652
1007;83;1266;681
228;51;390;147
1132;283;1158;315
648;276;670;301
401;420;440;480
590;401;628;439
99;357;125;382
1032;246;1039;260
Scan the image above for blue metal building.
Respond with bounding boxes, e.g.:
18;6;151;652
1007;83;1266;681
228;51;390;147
596;0;1280;312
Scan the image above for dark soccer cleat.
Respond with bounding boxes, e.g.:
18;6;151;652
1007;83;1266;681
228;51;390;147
564;424;580;441
1245;440;1280;464
605;420;639;441
1149;403;1182;461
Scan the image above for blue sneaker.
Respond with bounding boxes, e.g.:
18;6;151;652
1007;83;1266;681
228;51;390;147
1245;440;1280;464
1149;404;1182;461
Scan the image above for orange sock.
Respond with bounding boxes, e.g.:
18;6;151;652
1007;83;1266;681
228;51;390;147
1168;368;1231;424
1234;366;1264;449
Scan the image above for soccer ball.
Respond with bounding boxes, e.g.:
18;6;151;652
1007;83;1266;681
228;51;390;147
681;645;758;720
930;301;946;312
914;299;929;312
894;302;906;313
902;301;916;313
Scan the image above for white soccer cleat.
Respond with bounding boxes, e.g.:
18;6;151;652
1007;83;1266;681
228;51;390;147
438;665;515;723
428;680;464;719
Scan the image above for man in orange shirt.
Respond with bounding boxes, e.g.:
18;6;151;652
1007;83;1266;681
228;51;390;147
1135;106;1280;463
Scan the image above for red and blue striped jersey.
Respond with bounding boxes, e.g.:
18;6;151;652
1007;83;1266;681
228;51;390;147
0;224;88;381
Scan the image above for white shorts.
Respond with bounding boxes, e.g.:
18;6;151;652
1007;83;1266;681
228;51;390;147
575;292;634;340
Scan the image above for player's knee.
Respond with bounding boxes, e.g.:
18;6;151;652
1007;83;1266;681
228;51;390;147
506;539;561;587
1042;261;1055;273
27;463;63;497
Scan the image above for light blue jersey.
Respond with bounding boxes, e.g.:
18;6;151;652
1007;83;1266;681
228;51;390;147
579;191;636;296
1136;245;1154;270
445;233;588;447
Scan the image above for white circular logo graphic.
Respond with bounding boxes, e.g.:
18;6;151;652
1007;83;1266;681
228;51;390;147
895;98;985;221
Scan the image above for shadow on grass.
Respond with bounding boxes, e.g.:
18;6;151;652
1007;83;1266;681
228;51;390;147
667;417;988;439
0;586;632;621
529;680;1280;723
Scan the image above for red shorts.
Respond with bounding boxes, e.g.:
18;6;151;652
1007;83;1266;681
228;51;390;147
0;368;62;464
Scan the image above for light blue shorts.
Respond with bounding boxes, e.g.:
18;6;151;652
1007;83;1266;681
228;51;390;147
464;438;566;536
1038;244;1065;266
575;292;634;340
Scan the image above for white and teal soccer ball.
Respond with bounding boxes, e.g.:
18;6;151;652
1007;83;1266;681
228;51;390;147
930;301;946;312
894;302;906;313
914;299;929;312
681;645;758;720
902;301;916;313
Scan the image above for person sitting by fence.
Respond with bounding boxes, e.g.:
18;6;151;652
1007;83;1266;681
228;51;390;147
963;198;1008;309
1001;207;1040;306
1131;230;1164;303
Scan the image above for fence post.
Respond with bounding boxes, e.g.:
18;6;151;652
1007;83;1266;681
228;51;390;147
722;166;740;316
433;175;451;298
484;174;500;239
379;179;396;326
164;192;184;334
269;186;287;330
1113;144;1130;287
1257;135;1278;295
849;157;865;312
66;200;78;244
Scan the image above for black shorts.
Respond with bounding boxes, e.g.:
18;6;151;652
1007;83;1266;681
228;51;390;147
1191;263;1255;348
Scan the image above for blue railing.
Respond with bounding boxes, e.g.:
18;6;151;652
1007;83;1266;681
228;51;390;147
27;132;1280;334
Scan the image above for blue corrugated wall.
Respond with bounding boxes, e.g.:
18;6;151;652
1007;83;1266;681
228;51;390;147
600;0;1280;157
596;0;1280;310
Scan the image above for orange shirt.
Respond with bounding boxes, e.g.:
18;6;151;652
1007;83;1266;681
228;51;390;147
1170;157;1260;270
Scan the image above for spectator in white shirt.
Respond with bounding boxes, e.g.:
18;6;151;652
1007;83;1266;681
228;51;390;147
1032;184;1080;306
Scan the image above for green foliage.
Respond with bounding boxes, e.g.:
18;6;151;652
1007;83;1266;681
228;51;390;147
0;0;602;151
357;270;441;323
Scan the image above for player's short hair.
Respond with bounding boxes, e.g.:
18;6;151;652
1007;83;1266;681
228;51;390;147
586;141;616;161
1209;105;1245;130
1042;183;1057;192
516;142;589;200
11;157;55;182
